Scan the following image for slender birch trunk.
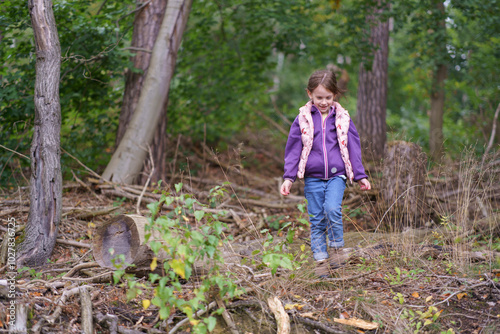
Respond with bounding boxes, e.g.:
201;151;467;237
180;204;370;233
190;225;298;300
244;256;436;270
103;0;192;184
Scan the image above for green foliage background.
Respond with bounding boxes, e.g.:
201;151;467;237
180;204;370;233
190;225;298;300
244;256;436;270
1;0;498;187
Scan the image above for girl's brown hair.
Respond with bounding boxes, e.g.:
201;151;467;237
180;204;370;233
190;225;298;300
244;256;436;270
306;69;345;96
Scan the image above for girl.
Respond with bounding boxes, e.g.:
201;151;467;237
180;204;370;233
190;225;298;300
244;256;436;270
280;69;371;277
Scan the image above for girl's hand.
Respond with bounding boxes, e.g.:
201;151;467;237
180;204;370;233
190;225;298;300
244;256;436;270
358;178;371;191
280;180;293;196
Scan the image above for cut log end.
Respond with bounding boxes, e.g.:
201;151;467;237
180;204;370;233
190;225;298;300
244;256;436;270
92;215;148;269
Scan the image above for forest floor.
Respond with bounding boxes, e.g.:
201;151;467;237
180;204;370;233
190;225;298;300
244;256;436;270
1;139;499;334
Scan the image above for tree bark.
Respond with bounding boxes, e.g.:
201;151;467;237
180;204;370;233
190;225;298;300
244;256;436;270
429;1;447;162
17;0;62;267
356;1;389;161
116;0;168;184
103;0;192;184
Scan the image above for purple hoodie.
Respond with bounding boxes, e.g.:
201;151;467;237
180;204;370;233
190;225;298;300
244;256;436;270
283;105;368;182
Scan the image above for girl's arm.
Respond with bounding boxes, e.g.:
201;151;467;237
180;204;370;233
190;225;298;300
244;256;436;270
347;121;370;186
283;117;302;182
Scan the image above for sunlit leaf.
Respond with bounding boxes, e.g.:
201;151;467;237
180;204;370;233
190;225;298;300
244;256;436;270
150;257;158;271
142;299;151;310
169;259;186;278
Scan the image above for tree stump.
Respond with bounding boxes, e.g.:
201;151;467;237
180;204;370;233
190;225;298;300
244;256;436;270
92;214;164;269
381;141;427;230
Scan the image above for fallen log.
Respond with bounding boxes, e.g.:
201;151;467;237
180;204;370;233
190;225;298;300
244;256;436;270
92;214;163;269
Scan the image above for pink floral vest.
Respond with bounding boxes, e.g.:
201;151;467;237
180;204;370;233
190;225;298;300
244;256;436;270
297;101;354;183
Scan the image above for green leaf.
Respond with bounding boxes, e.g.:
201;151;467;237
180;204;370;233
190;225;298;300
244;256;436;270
206;316;217;332
194;210;205;221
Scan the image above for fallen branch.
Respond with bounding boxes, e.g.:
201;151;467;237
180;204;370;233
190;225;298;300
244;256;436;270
267;296;290;334
63;261;100;278
10;303;28;333
295;316;349;334
215;295;239;334
71;169;105;202
62;205;120;220
80;286;94;334
168;301;217;334
56;238;92;249
32;285;93;332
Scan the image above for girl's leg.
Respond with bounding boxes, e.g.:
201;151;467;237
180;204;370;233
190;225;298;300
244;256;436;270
324;176;347;249
304;178;328;261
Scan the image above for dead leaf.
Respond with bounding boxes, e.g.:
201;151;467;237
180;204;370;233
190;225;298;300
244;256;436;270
334;317;379;330
412;292;420;298
341;311;350;319
301;312;318;321
426;296;433;303
284;303;305;311
457;293;467;300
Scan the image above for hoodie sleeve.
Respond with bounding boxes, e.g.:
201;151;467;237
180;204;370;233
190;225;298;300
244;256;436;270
283;116;302;182
347;120;368;182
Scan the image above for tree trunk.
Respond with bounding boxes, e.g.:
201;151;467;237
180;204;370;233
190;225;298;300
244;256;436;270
116;0;168;184
429;1;447;162
102;0;192;184
17;0;62;267
356;1;389;161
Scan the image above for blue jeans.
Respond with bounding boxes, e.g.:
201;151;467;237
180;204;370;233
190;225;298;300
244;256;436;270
304;176;346;261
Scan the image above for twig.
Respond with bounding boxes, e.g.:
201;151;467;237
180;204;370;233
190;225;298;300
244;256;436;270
56;238;92;249
168;301;217;334
63;262;100;278
62;148;101;179
121;46;152;53
215;295;239;334
482;102;500;165
374;185;423;233
170;134;182;183
0;144;30;161
406;281;490;308
95;0;108;15
246;102;289;137
62;206;120;220
71;169;105;202
137;145;155;214
295;316;349;334
60;271;113;283
295;271;373;284
43;286;88;324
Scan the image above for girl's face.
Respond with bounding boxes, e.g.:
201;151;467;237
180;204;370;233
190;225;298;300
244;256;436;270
307;84;335;114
